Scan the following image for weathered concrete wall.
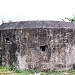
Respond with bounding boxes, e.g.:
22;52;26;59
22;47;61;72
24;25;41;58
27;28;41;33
0;28;75;71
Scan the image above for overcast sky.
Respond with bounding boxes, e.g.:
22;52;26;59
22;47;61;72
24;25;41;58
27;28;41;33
0;0;75;24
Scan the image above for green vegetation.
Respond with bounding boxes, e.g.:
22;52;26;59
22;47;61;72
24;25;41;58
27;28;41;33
0;66;75;75
65;15;75;23
0;66;38;75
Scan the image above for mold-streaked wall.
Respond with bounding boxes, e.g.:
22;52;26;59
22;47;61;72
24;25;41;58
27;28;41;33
0;28;75;71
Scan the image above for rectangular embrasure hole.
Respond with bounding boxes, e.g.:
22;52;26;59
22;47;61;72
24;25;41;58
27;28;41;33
40;45;48;51
5;38;9;43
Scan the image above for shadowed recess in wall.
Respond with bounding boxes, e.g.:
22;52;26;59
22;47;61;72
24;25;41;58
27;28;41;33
8;42;17;66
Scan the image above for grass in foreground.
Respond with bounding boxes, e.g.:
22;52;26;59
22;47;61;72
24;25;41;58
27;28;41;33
0;66;75;75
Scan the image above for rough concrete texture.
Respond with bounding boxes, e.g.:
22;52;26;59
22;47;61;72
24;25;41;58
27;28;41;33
0;21;75;71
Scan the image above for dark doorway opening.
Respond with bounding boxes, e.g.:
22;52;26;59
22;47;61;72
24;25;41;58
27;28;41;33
40;45;48;51
0;50;2;66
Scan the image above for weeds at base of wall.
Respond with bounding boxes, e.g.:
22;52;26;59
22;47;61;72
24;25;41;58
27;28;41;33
0;66;75;75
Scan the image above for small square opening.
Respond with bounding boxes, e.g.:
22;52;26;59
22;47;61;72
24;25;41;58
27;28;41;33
40;45;48;51
5;38;10;43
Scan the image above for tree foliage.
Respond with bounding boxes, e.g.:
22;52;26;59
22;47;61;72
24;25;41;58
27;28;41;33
65;15;75;23
1;20;13;24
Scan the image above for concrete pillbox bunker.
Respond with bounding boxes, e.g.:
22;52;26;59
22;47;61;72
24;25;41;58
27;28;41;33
0;21;75;71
